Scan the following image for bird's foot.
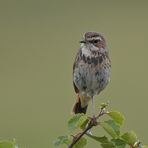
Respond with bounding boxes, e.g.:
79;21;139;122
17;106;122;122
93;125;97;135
90;116;98;126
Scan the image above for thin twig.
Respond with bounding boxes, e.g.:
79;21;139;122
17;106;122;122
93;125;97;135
68;122;93;148
68;108;106;148
96;108;106;119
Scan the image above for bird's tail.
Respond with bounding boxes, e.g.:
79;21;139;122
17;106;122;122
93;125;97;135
72;95;88;114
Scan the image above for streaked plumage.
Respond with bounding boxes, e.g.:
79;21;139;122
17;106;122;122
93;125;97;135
73;32;111;114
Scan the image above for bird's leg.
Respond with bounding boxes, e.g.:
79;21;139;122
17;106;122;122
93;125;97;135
90;96;98;126
91;96;95;118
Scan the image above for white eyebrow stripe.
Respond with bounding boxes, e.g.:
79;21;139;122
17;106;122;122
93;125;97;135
87;37;102;41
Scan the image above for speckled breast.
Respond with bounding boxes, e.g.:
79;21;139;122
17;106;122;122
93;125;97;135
73;50;110;97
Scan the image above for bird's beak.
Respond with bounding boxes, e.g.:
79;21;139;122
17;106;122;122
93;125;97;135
80;40;86;43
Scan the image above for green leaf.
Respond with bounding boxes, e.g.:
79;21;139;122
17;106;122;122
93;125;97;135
101;142;115;148
108;111;125;126
100;120;119;138
54;135;71;147
0;140;17;148
111;139;126;148
80;118;89;130
68;113;88;131
86;134;109;143
105;120;120;136
86;134;118;148
121;131;137;145
73;137;87;148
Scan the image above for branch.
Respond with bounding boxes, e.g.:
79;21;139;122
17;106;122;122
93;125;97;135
55;102;148;148
68;108;106;148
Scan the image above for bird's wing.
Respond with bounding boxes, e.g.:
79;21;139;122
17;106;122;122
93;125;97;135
73;49;80;93
73;81;79;93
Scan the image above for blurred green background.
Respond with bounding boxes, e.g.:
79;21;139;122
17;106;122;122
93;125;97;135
0;0;148;147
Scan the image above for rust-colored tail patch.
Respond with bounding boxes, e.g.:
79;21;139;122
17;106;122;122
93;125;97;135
72;95;88;114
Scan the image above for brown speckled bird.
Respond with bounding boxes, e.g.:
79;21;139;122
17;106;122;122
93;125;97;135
73;32;111;115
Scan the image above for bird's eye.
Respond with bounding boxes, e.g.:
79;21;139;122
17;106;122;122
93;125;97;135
88;39;101;44
94;39;99;43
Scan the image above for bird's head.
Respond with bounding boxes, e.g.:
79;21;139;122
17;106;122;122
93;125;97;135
80;32;106;50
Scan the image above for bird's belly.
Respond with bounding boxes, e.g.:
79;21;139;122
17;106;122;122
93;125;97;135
73;64;110;97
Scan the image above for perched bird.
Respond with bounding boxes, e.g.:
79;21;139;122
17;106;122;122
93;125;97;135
73;32;111;115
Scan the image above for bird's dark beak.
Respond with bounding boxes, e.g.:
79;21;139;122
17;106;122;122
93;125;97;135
80;40;86;43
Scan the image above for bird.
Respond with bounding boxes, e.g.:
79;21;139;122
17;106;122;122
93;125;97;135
72;32;111;116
